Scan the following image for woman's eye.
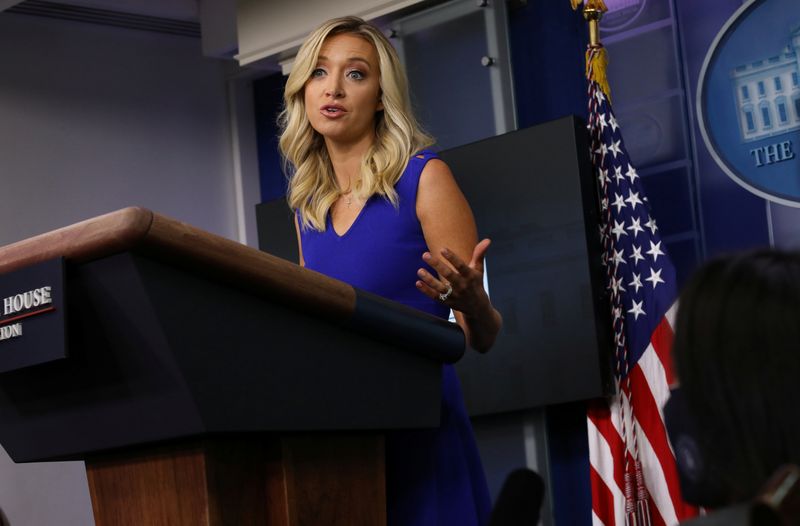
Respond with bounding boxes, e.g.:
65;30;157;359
310;68;326;78
347;70;365;80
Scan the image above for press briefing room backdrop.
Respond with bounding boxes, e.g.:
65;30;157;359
0;0;797;524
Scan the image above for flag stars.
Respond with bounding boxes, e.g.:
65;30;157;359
627;217;644;238
598;112;608;131
611;220;628;240
646;240;665;262
645;217;658;235
629;272;643;293
608;140;623;158
612;193;627;213
613;165;625;184
646;267;665;289
625;165;639;184
630;245;645;265
628;300;646;321
610;275;626;295
612;248;627;267
595;142;608;158
598;168;610;186
625;189;643;210
595;90;606;104
609;114;619;132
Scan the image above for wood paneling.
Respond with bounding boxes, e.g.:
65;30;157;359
86;436;386;526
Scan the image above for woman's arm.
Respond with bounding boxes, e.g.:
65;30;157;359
415;159;502;353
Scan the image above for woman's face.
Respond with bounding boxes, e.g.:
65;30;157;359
303;33;384;148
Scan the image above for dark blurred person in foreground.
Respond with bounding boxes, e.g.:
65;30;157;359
666;250;800;513
488;468;544;526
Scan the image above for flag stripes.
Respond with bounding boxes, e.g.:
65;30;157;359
588;316;693;525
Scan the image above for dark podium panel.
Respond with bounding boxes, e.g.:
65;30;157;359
440;115;612;415
0;253;449;462
0;208;466;526
257;196;299;264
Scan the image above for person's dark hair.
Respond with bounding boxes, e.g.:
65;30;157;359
672;249;800;504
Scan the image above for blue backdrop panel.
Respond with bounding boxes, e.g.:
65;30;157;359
254;72;288;203
676;0;771;254
509;0;589;129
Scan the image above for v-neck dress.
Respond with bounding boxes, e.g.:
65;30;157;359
299;151;492;526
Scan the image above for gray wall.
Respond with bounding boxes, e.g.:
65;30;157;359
0;11;239;526
0;12;237;246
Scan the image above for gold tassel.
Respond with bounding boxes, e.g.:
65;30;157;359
571;0;609;12
586;45;612;104
573;0;611;101
587;0;609;11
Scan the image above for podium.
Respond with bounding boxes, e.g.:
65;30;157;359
0;208;465;526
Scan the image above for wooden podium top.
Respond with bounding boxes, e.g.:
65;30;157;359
0;207;355;319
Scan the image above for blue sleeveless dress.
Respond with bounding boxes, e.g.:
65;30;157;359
299;151;492;526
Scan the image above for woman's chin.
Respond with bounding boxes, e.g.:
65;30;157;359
317;129;374;149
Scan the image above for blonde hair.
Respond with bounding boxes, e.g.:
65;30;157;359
279;16;434;231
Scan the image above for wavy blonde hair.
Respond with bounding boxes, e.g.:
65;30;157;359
279;16;434;231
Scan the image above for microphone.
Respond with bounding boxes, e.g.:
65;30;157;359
488;468;545;526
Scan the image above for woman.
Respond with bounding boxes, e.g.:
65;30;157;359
667;250;800;507
279;15;502;526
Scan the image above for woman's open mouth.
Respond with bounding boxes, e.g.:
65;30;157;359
321;105;347;117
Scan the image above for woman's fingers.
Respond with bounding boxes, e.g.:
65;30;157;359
416;279;447;302
417;267;450;294
423;252;460;282
418;241;493;306
470;239;491;272
440;248;472;276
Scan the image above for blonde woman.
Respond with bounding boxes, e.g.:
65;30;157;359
280;16;502;525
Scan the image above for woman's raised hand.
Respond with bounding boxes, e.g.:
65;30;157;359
415;238;492;315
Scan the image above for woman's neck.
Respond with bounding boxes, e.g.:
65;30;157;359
325;135;373;190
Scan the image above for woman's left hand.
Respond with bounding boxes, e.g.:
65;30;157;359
416;238;492;315
414;159;502;351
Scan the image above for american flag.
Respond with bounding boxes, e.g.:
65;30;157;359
584;46;698;526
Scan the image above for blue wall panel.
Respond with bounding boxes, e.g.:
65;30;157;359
675;0;772;254
509;0;589;129
254;72;287;203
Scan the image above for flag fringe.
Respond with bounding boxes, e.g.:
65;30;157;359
586;46;611;104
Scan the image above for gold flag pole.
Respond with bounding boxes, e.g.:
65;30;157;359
571;0;611;101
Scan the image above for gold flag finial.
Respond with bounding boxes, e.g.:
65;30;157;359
571;0;611;101
571;0;608;47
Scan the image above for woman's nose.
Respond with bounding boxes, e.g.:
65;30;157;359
324;78;344;98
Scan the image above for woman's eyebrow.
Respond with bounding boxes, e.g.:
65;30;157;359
317;55;372;68
347;57;371;67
